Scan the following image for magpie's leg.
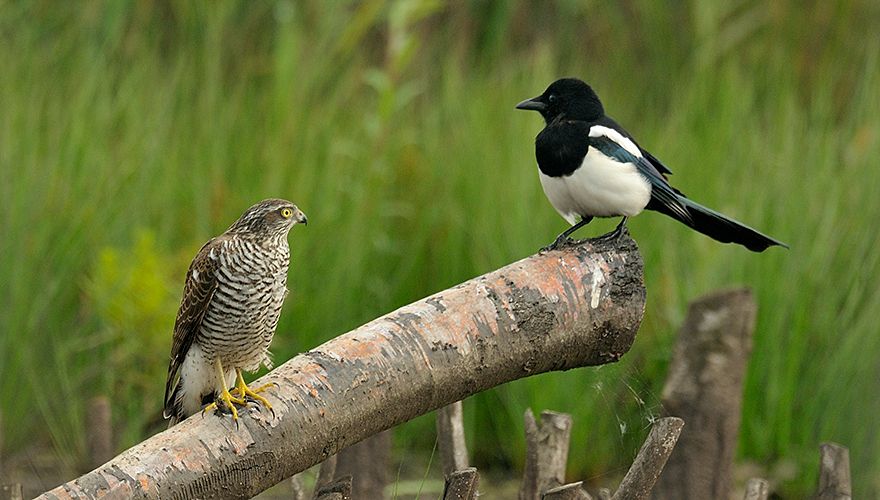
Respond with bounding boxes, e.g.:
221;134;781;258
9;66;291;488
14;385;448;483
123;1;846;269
541;216;594;252
595;217;628;241
612;216;628;237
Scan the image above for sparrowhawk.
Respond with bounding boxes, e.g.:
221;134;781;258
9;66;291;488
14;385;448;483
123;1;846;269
163;198;307;426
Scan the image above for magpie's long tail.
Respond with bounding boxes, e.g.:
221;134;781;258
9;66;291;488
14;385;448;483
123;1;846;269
647;196;788;252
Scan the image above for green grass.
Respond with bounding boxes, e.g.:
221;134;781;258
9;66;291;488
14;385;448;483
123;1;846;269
1;1;879;496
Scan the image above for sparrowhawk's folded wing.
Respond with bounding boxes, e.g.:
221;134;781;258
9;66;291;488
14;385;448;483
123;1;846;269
163;237;221;418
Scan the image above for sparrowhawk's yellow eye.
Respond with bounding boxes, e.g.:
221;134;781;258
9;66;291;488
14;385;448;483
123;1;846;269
280;208;293;218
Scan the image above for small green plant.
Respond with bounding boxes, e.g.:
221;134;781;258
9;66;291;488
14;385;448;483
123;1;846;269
84;230;182;444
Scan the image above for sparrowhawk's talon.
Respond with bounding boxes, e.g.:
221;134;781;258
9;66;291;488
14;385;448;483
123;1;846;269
198;359;247;424
230;370;274;415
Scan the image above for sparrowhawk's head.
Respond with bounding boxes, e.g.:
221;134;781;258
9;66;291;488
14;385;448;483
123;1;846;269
227;198;307;237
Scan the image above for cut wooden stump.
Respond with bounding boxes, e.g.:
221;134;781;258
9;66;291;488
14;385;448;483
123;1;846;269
542;481;593;500
313;454;338;497
443;467;479;500
743;478;770;500
85;396;113;471
651;288;756;500
437;401;469;475
0;484;23;500
314;475;351;500
38;235;645;499
520;409;573;500
334;431;390;499
612;417;683;500
289;473;307;500
816;442;852;500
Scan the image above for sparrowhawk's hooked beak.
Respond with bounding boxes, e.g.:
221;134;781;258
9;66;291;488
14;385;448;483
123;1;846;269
294;209;307;225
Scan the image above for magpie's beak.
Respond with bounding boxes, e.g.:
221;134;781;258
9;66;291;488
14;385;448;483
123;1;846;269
516;96;546;112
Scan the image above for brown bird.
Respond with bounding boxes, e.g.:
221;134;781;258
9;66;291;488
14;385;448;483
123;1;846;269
163;198;307;426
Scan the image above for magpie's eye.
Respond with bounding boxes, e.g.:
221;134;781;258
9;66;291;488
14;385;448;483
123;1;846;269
547;94;557;104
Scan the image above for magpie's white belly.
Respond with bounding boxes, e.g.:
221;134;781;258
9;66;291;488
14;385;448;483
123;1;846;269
539;148;652;225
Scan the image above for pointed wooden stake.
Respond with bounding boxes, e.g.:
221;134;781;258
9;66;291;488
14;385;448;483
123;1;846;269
520;410;573;500
816;442;851;500
443;467;479;500
542;481;593;500
611;417;683;500
743;478;770;500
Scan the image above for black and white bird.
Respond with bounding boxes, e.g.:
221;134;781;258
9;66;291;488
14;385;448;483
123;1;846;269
164;198;307;427
516;78;787;252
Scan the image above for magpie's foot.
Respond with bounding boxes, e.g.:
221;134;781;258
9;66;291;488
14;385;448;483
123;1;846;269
591;230;621;243
540;234;575;253
591;218;628;243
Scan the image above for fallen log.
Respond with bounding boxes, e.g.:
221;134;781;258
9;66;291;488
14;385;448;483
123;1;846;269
39;233;645;500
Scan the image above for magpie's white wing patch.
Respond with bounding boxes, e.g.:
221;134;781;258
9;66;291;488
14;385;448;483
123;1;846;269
588;125;643;158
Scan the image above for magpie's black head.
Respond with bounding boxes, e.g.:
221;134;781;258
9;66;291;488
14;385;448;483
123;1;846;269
516;78;604;124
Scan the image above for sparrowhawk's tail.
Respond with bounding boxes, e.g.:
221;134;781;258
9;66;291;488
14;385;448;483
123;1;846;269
163;345;234;427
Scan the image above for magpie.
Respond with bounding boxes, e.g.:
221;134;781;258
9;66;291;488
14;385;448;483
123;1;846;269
516;78;787;252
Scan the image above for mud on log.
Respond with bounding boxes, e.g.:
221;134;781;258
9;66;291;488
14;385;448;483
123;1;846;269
39;234;645;500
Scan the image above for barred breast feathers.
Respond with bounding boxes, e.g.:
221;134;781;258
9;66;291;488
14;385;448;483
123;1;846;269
194;234;289;370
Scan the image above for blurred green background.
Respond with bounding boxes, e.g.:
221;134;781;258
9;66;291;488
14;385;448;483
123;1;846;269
1;0;879;497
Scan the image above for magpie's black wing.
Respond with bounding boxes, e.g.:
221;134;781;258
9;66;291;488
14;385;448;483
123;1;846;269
588;121;787;252
586;125;692;223
597;116;673;176
642;149;674;177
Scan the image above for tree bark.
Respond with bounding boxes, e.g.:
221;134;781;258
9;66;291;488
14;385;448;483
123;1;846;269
437;401;469;476
38;235;645;500
520;410;573;500
816;442;851;500
333;431;390;498
743;478;769;500
289;474;307;500
651;289;756;500
0;484;23;500
443;467;479;500
314;476;351;500
542;482;592;500
85;396;113;472
312;454;337;497
612;417;684;500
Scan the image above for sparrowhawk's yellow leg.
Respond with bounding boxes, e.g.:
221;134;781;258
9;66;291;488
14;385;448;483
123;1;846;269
202;359;246;421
